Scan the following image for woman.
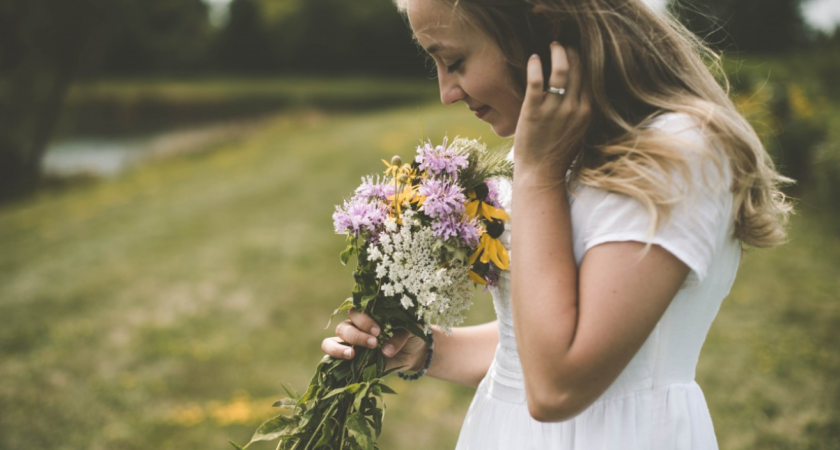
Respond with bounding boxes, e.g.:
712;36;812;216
322;0;792;448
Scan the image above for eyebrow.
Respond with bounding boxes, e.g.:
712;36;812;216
426;43;451;54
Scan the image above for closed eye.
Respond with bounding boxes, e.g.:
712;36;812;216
427;58;464;79
446;59;463;73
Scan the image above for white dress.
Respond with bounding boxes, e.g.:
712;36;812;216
455;114;740;450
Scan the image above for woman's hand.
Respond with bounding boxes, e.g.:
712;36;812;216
321;308;429;373
514;42;592;175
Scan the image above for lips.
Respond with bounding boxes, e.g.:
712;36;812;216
471;105;490;119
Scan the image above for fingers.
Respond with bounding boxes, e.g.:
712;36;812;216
523;53;545;111
322;336;354;359
348;308;381;337
335;318;378;349
381;329;411;357
564;48;582;106
548;42;569;92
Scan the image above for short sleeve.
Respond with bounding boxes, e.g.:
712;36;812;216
581;114;733;288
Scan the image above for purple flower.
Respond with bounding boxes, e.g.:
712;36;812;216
354;175;395;201
485;179;502;209
419;178;466;219
415;137;469;178
333;197;388;237
432;216;481;247
483;269;500;292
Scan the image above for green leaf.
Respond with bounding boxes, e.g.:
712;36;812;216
379;366;403;378
280;383;300;400
272;398;297;409
396;323;427;342
325;298;354;329
371;407;384;438
329;362;353;382
376;383;397;395
228;440;247;450
346;412;375;450
340;244;356;266
359;293;377;311
248;414;297;444
313;418;336;449
345;382;365;394
353;383;370;412
322;386;349;400
300;384;319;403
362;365;379;383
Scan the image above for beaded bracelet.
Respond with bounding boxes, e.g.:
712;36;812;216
397;332;434;381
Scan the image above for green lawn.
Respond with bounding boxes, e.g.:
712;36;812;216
58;77;440;137
1;102;838;449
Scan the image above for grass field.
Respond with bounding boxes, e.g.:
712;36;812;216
1;102;839;449
58;77;440;137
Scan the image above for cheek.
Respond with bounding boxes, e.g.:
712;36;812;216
501;94;523;122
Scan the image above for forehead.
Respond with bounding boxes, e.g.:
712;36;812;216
406;0;476;50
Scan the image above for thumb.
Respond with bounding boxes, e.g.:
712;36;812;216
382;328;412;357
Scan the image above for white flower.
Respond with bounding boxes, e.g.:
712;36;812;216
400;295;414;309
369;218;473;334
367;247;382;261
382;283;394;296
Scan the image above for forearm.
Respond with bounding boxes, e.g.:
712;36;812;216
510;162;580;398
424;320;499;388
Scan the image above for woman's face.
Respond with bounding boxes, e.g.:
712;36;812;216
406;0;524;137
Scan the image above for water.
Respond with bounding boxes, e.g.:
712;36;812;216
42;119;263;178
43;137;150;177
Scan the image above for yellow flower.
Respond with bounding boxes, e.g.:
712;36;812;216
465;190;510;221
469;233;510;270
468;270;488;285
386;185;423;221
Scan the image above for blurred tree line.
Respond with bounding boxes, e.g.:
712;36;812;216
2;0;840;202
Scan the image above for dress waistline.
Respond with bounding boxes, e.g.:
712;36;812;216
482;359;699;406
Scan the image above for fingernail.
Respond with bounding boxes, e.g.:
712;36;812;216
367;337;377;348
344;348;352;358
383;345;395;356
530;53;539;59
371;326;380;336
551;40;560;46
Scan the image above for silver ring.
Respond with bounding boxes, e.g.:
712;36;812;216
547;86;566;96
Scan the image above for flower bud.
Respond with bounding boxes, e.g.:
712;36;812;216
390;155;402;167
397;174;409;184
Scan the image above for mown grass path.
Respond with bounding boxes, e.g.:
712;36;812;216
1;103;837;449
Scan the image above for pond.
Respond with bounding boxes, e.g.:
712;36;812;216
42;119;265;178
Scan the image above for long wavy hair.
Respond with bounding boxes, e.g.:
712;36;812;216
395;0;793;248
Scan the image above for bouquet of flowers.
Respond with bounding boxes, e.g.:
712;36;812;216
231;137;513;450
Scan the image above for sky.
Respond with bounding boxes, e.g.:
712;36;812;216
203;0;840;32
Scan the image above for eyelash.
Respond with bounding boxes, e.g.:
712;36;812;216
446;59;463;73
429;58;464;78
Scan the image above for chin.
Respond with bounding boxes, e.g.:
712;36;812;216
491;122;516;138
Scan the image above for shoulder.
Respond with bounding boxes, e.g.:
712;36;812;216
573;111;736;285
646;112;715;157
646;111;731;190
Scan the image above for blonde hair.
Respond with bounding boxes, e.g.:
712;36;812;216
396;0;793;248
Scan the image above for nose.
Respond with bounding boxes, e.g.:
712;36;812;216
438;71;466;106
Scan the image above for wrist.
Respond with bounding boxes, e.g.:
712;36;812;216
412;342;430;372
398;331;435;381
513;148;578;185
513;164;567;190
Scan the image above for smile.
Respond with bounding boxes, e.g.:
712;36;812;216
473;106;490;119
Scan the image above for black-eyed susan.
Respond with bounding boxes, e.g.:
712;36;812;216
465;184;510;222
469;219;509;270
